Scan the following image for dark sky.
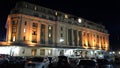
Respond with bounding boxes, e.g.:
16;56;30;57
0;0;120;50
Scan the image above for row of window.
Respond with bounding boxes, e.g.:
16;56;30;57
31;49;52;56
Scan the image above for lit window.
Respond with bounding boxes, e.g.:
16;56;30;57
35;6;37;10
65;14;68;18
78;18;82;23
13;36;16;41
113;51;115;54
48;49;52;55
119;51;120;54
49;33;51;37
55;12;58;16
60;38;64;42
24;28;26;32
49;26;51;30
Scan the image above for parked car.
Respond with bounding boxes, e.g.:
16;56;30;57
77;59;98;68
0;54;9;68
24;57;49;68
96;59;113;68
56;56;72;68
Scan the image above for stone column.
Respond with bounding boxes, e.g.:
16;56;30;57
72;29;74;46
89;33;92;47
52;25;55;45
37;23;40;43
29;22;32;42
45;25;48;45
85;32;88;47
77;31;79;47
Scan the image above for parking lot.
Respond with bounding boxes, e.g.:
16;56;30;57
0;54;120;68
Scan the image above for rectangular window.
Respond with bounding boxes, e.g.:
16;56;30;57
61;33;63;37
24;21;27;25
40;49;45;55
11;20;18;42
61;27;63;31
48;25;53;44
33;23;38;27
41;24;45;44
12;28;16;33
68;29;72;45
31;49;37;56
48;49;52;55
32;23;38;43
23;36;25;41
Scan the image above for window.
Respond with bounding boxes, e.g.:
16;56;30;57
40;49;45;55
55;12;58;16
48;49;52;55
24;21;27;25
65;14;68;18
23;36;25;41
32;31;37;35
24;28;26;32
33;23;38;27
12;28;16;33
41;24;45;44
48;26;52;30
61;33;63;37
35;6;37;10
49;33;51;37
61;27;63;31
31;49;37;56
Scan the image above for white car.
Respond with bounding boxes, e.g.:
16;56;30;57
25;57;49;68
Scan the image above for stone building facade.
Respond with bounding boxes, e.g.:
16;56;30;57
0;1;109;58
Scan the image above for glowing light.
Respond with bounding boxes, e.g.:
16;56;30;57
65;15;68;18
113;51;115;54
35;6;37;10
13;36;15;41
59;39;64;42
24;28;26;32
48;50;51;55
49;34;51;37
118;51;120;54
55;12;58;16
49;26;51;30
78;18;82;23
109;52;112;54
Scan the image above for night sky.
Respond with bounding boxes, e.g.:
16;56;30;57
0;0;120;50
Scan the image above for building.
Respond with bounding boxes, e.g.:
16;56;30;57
0;1;109;58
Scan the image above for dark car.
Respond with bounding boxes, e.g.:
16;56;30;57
77;59;98;68
56;56;72;68
96;59;113;68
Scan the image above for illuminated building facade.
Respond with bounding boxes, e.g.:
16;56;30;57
0;1;109;58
